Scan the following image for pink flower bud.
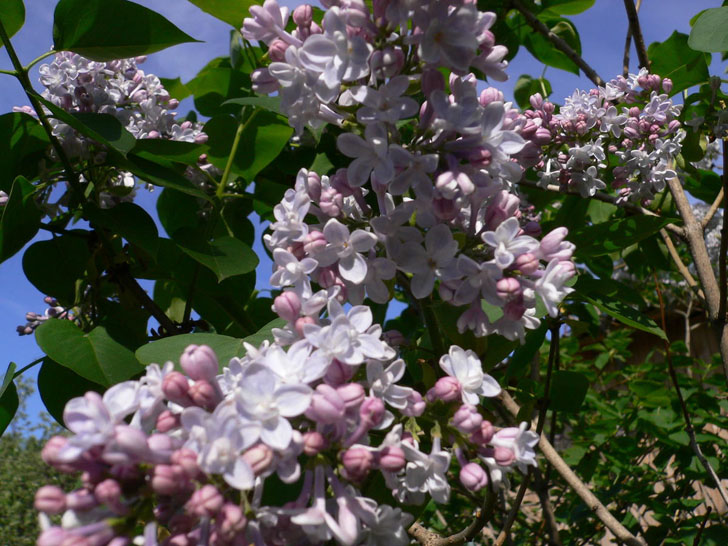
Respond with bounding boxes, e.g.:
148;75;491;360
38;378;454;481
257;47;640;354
382;329;406;346
540;227;568;256
377;446;406;472
359;397;385;428
292;4;313;26
306;384;346;424
218;503;247;540
522;221;541;238
152;464;187;496
168;98;180;109
342;447;373;481
94;479;127;515
104;425;151;465
156;410;180;433
180;345;219;382
479;87;504;106
370;47;405;79
532;126;552;146
514;252;540;275
171;449;200;480
662;78;673;93
294;316;316;337
163;372;193;406
242;444;274;475
37;528;69;546
303;230;327;255
188;380;222;410
267;39;288;62
421;68;445;97
186;485;224;518
147;433;179;462
452;404;483;434
459;463;488;491
402;390;426;417
35;486;66;515
503;299;526;321
66;489;98;512
42;436;75;471
273;291;301;322
324;358;355;386
303;431;326;456
319;187;344;217
336;383;366;409
494;446;516;466
496;277;522;300
426;376;462;403
529;93;544;109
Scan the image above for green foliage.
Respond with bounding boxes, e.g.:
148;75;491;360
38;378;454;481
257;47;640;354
688;7;728;52
0;177;41;263
571;215;674;258
184;0;257;28
23;235;91;306
0;0;25;49
648;32;710;95
0;113;50;192
513;74;553;108
53;0;198;61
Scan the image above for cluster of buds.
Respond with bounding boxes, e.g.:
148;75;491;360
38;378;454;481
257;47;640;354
16;296;70;336
36;341;537;545
529;69;683;202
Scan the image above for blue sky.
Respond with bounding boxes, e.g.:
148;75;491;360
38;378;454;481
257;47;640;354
0;0;723;427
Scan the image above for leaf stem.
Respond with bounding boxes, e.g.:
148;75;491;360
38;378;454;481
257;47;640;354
24;50;55;71
217;108;259;199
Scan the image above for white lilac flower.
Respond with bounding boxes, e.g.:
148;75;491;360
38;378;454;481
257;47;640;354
571;165;606;197
491;422;539;473
262;340;329;385
401;436;451;504
337;123;395;187
388;145;439;197
453;255;503;306
366;359;413;409
241;0;297;46
269;248;318;296
534;259;575;317
268;188;311;247
439;345;501;404
234;363;312;450
397;223;459;299
313;218;378;284
482;217;539;269
429;79;481;134
355;499;413;546
418;3;481;73
599;105;628;137
350;76;418;125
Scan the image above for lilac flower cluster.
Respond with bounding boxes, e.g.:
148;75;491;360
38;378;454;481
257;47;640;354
250;0;576;342
530;69;684;202
36;342;537;545
16;296;71;336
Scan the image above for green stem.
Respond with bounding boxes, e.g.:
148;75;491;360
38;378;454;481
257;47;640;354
0;68;16;76
422;299;445;358
13;357;45;378
217;108;258;199
24;50;55;71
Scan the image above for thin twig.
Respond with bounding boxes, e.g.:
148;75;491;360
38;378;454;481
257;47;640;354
622;0;643;75
623;0;650;69
659;229;705;302
693;507;712;546
509;0;604;87
494;472;532;546
718;140;728;323
531;468;563;546
408;489;497;546
653;274;728;511
499;390;647;546
701;187;724;230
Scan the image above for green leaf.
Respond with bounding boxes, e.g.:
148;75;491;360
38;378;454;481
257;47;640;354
153;280;187;323
648;31;710;95
38;358;104;425
513;74;553;109
159;77;192;101
121;152;212;201
0;363;16;401
524;18;582;75
184;0;255;28
53;0;198;61
572;275;645;308
506;322;548;379
549;371;589;412
135;318;284;368
223;96;282;114
205;111;293;183
23;235;91;305
174;230;258;282
0;112;50;192
688;7;728;52
186;63;251;117
572;215;674;258
0;381;18;436
132;139;207;166
0;176;41;263
85;202;159;258
35;319;144;387
571;277;667;340
0;0;25;49
541;0;595;15
684;169;722;203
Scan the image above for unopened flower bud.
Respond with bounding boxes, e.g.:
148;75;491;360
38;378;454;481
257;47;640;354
303;431;326;456
162;372;193;406
273;291;301;322
359;396;385;428
37;528;70;546
180;345;219;382
186;485;224;518
35;486;66;515
156;410;180;433
452;404;483;434
459;463;488;491
496;277;522;300
402;390;426;417
377;446;406;472
529;93;544;110
188;379;222;410
324;358;355;385
152;464;187;496
94;479;127;515
306;384;346;424
421;68;444;97
267;38;288;62
171;449;200;480
494;446;517;466
479;87;504;106
514;252;539;275
662;78;673;93
336;383;366;409
426;376;462;403
342;447;373;481
292;4;313;26
242;444;274;475
66;489;98;512
303;230;327;255
251;68;279;94
218;503;247;540
294;316;316;337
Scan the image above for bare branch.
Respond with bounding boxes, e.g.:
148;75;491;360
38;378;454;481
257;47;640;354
509;0;604;87
700;187;724;230
718;140;728;324
659;229;706;302
622;0;643;75
622;0;650;69
498;390;648;546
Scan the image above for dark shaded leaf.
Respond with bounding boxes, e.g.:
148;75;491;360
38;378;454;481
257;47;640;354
85;202;159;258
571;216;674;257
53;0;198;61
0;382;18;436
550;371;589;412
0;112;50;192
648;31;710;95
174;229;258;282
0;176;41;263
0;0;25;49
38;358;104;425
23;235;91;305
